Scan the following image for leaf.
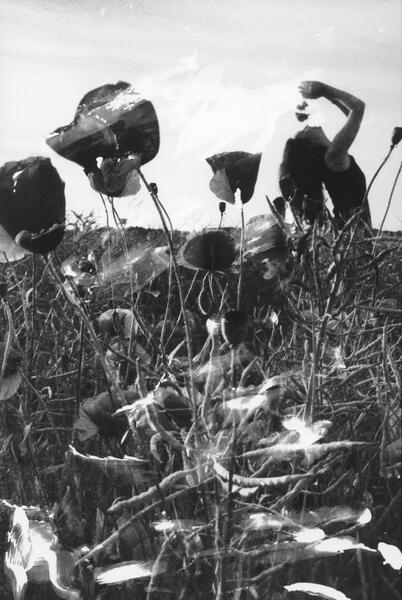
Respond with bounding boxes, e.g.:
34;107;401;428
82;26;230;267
6;507;33;571
378;542;402;570
93;560;156;585
0;371;22;401
70;446;147;485
284;582;351;600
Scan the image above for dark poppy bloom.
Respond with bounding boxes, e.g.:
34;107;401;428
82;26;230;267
178;229;236;272
46;81;160;172
221;310;249;346
206;151;262;204
0;157;65;255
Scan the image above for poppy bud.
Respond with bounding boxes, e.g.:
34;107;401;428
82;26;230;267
150;182;158;195
391;127;402;147
219;202;226;215
221;310;249;346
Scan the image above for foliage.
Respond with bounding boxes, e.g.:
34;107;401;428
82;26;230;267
0;211;401;600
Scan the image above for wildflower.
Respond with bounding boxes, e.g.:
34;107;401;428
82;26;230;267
178;229;236;272
206;151;262;204
0;157;65;255
46;81;160;172
87;155;141;197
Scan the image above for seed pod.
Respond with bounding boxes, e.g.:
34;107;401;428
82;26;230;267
391;127;402;147
221;310;249;346
150;182;158;195
219;202;226;215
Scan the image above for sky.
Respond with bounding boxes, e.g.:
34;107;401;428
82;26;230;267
0;0;401;231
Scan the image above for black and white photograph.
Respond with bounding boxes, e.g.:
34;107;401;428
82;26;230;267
0;1;401;598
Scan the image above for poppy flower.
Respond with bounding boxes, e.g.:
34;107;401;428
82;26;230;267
178;229;236;272
0;157;65;255
221;310;249;346
206;151;262;204
87;155;141;197
46;81;160;171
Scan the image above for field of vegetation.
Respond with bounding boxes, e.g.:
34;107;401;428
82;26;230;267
0;205;401;599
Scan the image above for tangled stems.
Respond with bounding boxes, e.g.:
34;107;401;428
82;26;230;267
138;169;197;416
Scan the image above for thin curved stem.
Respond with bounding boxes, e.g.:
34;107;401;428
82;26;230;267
374;160;402;251
138;169;196;413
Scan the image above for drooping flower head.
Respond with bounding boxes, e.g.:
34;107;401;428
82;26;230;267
206;151;262;205
0;157;65;255
47;81;159;168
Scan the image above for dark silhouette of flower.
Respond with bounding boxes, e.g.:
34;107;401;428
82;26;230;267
391;127;402;147
206;151;262;204
178;229;236;272
0;157;65;255
221;310;249;346
46;81;160;172
296;112;309;122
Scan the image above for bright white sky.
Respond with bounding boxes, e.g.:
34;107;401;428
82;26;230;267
0;0;401;231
